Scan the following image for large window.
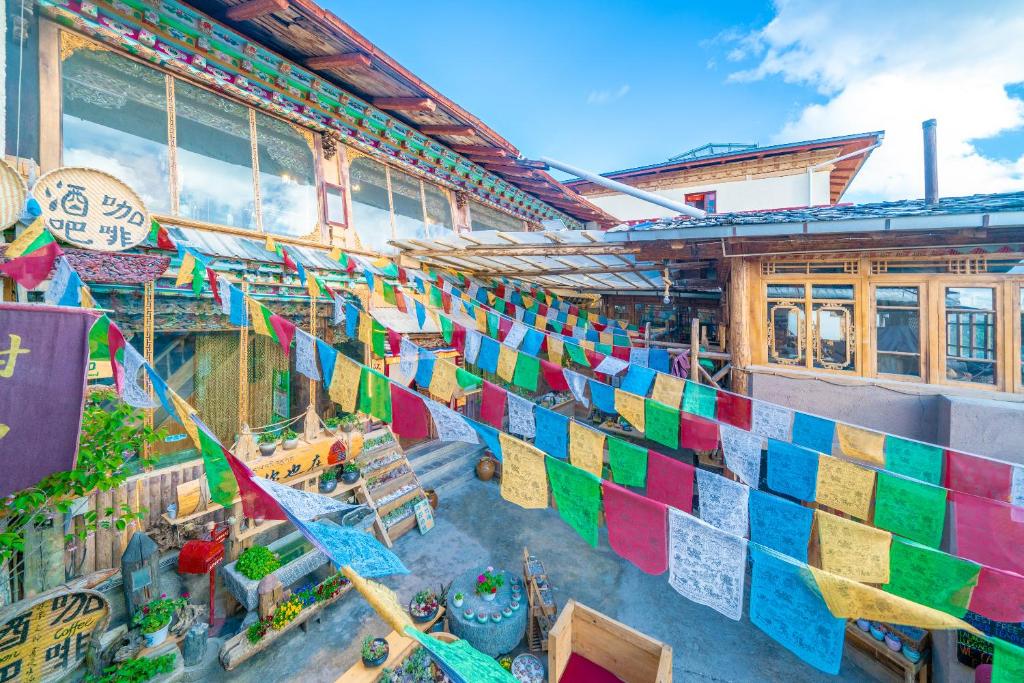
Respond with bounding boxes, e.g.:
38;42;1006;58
59;34;321;239
945;287;996;385
764;282;856;372
348;157;454;253
469;200;529;232
875;286;921;377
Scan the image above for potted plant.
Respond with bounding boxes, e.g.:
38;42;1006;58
324;416;342;435
340;413;361;433
318;468;338;493
341;461;360;484
462;607;474;620
884;630;902;652
452;592;464;609
361;635;389;667
491;611;502;623
409;590;439;623
235;545;281;581
476;610;488;624
502;605;513;619
475;567;503;602
133;594;187;648
257;431;278;457
281;428;299;450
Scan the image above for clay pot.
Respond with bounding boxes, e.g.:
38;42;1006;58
425;489;438;509
476;457;496;481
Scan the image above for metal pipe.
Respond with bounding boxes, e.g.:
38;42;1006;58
923;119;938;204
806;142;882;206
531;156;707;218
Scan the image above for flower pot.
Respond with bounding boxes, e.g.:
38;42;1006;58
476;612;489;624
319;479;337;494
166;503;178;520
425;489;438;509
869;625;885;641
510;600;520;611
409;602;438;624
902;645;921;663
463;608;474;620
362;638;389;667
143;621;170;648
855;619;870;632
453;596;464;609
491;612;501;623
282;438;299;450
502;607;512;619
341;470;360;485
482;590;496;602
259;442;277;457
342;423;355;433
475;457;496;481
884;633;902;652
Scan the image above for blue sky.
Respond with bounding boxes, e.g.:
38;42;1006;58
327;1;1024;203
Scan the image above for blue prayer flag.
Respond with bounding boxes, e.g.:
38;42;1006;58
520;329;544;356
477;336;500;374
146;368;176;423
414;300;426;328
414;353;436;388
416;277;427;294
534;408;569;459
363;269;375;293
791;413;836;454
749;490;814;563
228;285;247;326
524;310;536;326
766;439;819;502
471;421;503;460
648;349;670;373
589;380;617;414
621;365;657;396
299;519;407;578
316;340;337;385
586;328;600;342
345;303;359;338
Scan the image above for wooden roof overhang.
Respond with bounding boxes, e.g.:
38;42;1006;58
189;0;617;228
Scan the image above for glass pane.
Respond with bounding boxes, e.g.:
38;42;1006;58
470;201;525;232
766;284;805;299
255;113;318;237
325;185;346;224
768;304;803;363
878;354;920;376
945;287;996;384
349;157;392;254
945;287;994;310
811;284;855;300
175;80;256;229
423;183;453;238
814;303;854;370
875;286;919;307
61;44;170;213
390;168;427;243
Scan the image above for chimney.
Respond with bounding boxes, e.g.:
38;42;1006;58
923;119;938;205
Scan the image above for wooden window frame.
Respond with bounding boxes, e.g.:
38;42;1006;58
322;182;348;229
870;280;928;383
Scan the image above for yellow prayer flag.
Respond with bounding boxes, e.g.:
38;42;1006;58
522;295;534;309
815;510;891;583
328;247;342;260
651;373;685;409
569;421;605;478
535;315;547;331
341;566;413;633
816;455;876;519
566;314;578;328
580;340;595;352
329;355;361;413
808;565;979;633
487;292;496;305
80;287;95;309
599;332;612;345
547;336;563;365
169;390;200;448
498;434;549;509
175;251;195;288
247;298;272;337
496;344;518;383
372;257;391;269
264;234;277;252
614;389;646;432
475;307;488;333
429;359;458;402
5;217;45;258
358;312;373;345
836;424;885;465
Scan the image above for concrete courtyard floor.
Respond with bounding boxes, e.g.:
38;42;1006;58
211;479;879;682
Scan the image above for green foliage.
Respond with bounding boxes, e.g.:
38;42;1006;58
377;647;434;683
235;545;281;581
280;428;298;441
256;431;279;445
247;616;273;644
133;595;187;634
84;653;176;683
0;390;164;564
319;468;337;483
324;417;342;428
342;461;360;474
362;635;388;660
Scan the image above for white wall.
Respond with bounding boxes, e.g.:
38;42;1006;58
587;170;832;221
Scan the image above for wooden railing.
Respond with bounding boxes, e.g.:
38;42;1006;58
647;318;733;389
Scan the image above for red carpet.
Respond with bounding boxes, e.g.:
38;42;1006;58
559;653;623;682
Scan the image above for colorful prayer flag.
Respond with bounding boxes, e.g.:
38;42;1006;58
546;457;602;547
602;481;667;574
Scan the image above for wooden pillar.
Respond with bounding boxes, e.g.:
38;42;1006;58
727;258;752;394
238;281;250;433
143;281;155;459
690;317;701;384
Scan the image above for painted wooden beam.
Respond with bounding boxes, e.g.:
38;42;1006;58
371;97;436;112
449;145;508;158
225;0;289;21
417;124;476;136
305;52;372;70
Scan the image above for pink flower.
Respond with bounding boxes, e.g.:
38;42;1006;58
486;566;493;572
477;574;485;583
160;593;167;598
182;592;190;599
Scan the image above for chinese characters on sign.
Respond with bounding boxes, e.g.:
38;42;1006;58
0;590;110;683
32;169;149;252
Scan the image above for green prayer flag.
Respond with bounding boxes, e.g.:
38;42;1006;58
371;320;387;358
994;639;1024;683
405;628;516;683
429;285;443;309
681;381;716;418
191;257;204;296
596;342;612;355
873;472;948;547
512;353;540;392
486;312;500;339
883;538;979;617
645;399;679;450
382;282;397;306
564;343;590;368
439;316;453;344
884;436;944;485
456;368;481;390
378;262;399;278
546;456;602;547
197;429;239;507
89;315;111;361
359;367;392;423
608;437;647;487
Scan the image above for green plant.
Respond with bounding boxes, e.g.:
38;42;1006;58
235;545;281;580
84;653;176;683
362;635;387;660
342;461;360;475
281;428;298;441
324;417;342;428
246;616;272;644
340;413;361;428
271;596;302;630
475;567;504;597
257;431;278;445
314;572;348;602
133;594;187;634
319;468;337;483
1;389;163;565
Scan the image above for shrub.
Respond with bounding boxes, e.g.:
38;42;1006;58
235;545;281;581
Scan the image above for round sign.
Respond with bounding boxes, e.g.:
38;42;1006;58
0;157;27;230
31;167;150;252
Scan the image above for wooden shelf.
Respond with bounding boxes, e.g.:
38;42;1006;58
377;488;423;517
368;470;415;499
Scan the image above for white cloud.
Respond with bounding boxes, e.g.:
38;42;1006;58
728;0;1024;202
586;84;630;105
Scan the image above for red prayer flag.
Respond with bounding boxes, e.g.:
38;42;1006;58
611;345;630;361
280;247;298;273
390;385;430;439
441;291;452;314
398;268;408;285
504;301;516;316
593;322;607;332
968;566;1024;622
569;304;579;316
952;492;1024;575
0;241;62;289
207;267;221;305
268;314;296;358
945;450;1012;501
387;328;402;356
680;412;720;451
481;381;507;429
225;451;285;520
538;304;549;317
716;390;753;431
452;324;466;352
646;451;695;512
395;287;408;313
108;320;126;396
540;360;569;391
602;480;668;575
498;316;512;340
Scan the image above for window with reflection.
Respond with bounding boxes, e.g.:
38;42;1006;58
255;112;318;237
390;168;427;243
811;285;855;371
766;284;805;365
876;286;921;376
423;183;454;238
470;201;526;232
349;157;392;254
175;80;257;230
325;184;346;225
61;44;171;213
945;287;996;385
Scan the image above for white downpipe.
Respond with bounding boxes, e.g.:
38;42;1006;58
806;143;882;206
535;156;707;219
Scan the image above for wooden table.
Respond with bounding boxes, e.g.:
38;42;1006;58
336;609;445;683
845;623;930;683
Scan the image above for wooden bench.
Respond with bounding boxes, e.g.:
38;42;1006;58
336;610;446;683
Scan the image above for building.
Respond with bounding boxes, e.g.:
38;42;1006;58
564;132;884;221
